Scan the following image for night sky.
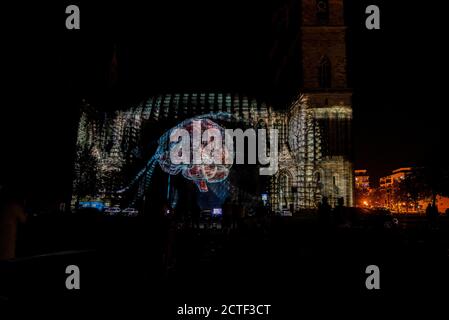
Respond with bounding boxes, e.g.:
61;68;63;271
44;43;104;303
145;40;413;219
1;1;446;206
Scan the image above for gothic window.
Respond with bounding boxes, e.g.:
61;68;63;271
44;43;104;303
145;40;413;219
257;119;269;154
276;119;284;151
333;174;340;195
316;0;329;25
318;56;331;88
279;171;292;209
314;169;324;191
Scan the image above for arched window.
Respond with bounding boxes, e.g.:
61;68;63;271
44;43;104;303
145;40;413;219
279;171;293;210
318;56;331;88
314;169;324;189
276;119;284;151
257;119;269;154
333;174;340;194
316;0;329;25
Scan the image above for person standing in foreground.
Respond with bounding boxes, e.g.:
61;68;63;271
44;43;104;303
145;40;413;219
0;188;27;261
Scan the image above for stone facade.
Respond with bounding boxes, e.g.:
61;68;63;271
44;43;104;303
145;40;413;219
270;0;354;210
72;0;354;211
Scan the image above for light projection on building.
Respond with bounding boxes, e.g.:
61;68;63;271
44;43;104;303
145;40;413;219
72;92;354;213
116;113;233;205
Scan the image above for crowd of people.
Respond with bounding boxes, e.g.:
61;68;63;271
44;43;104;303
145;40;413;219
317;197;352;227
2;185;448;263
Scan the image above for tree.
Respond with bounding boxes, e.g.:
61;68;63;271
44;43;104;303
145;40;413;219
396;171;431;212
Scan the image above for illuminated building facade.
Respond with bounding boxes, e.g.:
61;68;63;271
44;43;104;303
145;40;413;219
379;167;413;211
354;169;370;207
282;0;354;209
379;167;412;190
355;170;370;192
72;0;354;212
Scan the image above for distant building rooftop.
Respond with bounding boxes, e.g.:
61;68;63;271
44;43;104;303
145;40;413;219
392;167;413;174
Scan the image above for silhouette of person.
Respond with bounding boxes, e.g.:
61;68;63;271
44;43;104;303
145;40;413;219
333;197;347;226
318;196;331;225
425;203;432;219
222;198;232;234
0;189;27;260
426;202;439;228
191;199;201;229
160;202;177;272
431;202;439;222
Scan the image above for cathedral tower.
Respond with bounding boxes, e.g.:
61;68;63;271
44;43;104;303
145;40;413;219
299;0;354;206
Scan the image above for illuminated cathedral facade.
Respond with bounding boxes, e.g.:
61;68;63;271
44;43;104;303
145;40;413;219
72;0;354;212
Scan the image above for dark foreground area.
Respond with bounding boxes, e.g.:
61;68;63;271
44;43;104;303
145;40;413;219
1;212;449;316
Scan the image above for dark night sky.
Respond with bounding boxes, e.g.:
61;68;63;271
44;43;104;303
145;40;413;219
1;1;446;204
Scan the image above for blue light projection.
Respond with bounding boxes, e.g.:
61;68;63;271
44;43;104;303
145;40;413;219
117;112;238;205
